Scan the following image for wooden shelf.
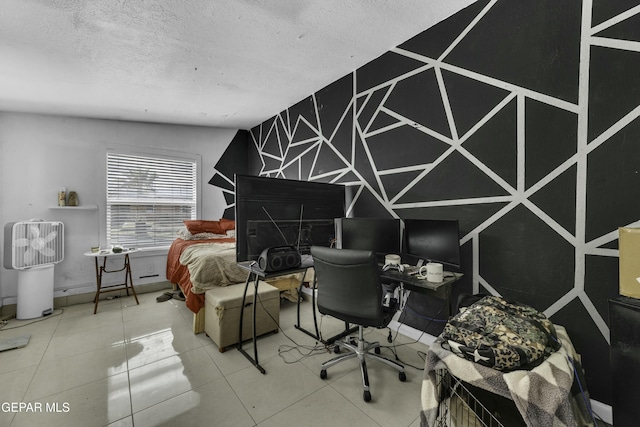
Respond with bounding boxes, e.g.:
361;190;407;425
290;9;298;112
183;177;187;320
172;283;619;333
49;205;98;211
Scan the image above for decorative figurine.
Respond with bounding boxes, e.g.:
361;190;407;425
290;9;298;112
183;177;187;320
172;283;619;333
68;191;78;206
58;188;66;206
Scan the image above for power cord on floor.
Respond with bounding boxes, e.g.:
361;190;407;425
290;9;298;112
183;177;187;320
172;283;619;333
253;281;447;369
0;308;64;331
253;286;333;364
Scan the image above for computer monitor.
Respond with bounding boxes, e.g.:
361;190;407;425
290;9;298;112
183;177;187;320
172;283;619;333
336;218;402;263
235;175;345;262
245;218;336;259
402;219;461;271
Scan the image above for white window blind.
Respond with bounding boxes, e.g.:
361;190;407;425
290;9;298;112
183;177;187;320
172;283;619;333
106;151;197;249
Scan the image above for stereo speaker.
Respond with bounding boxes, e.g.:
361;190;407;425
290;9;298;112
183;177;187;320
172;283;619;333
258;246;302;272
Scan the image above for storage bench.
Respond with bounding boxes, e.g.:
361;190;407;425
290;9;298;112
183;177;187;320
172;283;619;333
204;281;280;352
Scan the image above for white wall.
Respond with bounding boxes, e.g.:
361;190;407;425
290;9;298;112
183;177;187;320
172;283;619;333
0;112;239;305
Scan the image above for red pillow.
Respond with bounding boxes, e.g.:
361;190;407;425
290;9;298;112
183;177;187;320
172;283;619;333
219;218;235;231
183;220;225;235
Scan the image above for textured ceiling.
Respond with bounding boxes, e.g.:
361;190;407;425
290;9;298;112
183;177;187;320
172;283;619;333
0;0;476;129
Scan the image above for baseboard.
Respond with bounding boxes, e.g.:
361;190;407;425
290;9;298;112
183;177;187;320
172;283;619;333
0;281;173;317
590;399;612;425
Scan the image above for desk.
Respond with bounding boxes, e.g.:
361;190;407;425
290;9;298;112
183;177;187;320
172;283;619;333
236;259;313;374
296;264;460;344
379;269;461;317
301;267;460;344
235;258;460;373
84;249;139;314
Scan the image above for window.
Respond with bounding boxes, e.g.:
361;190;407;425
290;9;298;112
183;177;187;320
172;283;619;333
106;150;198;249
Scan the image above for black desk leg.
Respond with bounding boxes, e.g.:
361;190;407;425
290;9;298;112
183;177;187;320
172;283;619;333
93;258;101;314
237;272;266;374
125;255;140;305
295;275;321;341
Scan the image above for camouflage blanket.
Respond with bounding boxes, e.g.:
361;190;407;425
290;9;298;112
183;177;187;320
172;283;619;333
420;325;594;427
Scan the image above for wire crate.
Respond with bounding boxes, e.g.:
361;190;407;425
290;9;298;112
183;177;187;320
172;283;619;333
434;369;525;427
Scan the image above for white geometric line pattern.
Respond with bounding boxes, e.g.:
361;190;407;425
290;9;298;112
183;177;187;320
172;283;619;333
209;0;640;400
240;1;640;352
238;0;640;349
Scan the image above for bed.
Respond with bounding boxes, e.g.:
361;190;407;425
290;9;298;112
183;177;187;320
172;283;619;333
166;219;306;333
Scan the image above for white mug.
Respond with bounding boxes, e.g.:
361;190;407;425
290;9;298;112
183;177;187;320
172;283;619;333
385;254;401;265
419;262;443;282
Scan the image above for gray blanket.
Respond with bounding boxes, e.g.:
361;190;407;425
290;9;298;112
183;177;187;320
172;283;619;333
420;325;594;427
179;242;248;293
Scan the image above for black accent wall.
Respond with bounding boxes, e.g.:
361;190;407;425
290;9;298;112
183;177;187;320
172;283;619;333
208;130;249;219
211;0;640;404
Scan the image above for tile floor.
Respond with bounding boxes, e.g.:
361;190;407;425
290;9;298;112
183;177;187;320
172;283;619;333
0;290;430;427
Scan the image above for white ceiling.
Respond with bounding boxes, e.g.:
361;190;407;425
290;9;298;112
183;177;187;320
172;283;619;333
0;0;475;129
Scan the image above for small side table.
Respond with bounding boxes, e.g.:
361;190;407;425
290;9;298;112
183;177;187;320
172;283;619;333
84;249;140;314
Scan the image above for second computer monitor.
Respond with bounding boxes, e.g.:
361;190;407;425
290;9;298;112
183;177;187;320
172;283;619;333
403;219;461;271
336;217;402;263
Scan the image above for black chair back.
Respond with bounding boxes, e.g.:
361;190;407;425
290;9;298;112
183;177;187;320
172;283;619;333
311;246;383;328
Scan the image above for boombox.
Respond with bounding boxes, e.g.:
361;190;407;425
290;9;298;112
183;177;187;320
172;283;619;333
258;246;302;272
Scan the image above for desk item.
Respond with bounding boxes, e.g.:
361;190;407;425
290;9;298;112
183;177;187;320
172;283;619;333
381;263;404;273
384;254;401;265
382;254;404;273
258;245;301;272
84;249;139;314
379;267;460;318
403;265;420;275
312;246;406;402
424;262;443;282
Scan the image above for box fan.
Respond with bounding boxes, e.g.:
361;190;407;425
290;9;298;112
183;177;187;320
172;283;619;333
3;220;64;319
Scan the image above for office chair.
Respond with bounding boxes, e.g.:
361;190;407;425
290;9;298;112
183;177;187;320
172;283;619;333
310;246;406;402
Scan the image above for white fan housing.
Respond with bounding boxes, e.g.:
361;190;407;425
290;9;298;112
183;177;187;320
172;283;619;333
3;220;64;319
4;220;64;269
